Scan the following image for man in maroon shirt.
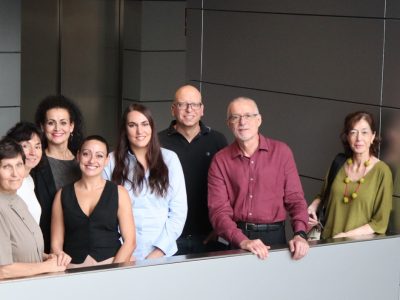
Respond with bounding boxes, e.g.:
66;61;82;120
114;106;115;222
208;97;309;260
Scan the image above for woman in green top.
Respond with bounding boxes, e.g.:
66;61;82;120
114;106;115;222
308;111;393;239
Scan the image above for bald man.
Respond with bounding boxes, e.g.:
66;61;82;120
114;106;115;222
208;97;309;260
159;85;228;255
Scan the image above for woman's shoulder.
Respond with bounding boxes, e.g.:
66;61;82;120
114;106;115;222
372;160;393;179
106;151;117;165
160;147;179;162
374;160;391;173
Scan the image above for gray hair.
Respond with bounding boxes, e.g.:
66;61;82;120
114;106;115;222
226;97;259;120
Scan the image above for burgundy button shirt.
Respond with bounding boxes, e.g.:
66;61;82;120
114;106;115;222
208;134;308;247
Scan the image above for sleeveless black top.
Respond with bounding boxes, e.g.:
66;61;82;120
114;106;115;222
61;181;121;264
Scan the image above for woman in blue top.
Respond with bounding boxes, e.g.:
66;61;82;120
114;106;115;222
103;104;187;260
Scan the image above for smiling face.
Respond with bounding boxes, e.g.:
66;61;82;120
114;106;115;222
0;155;25;193
227;98;262;144
43;108;74;147
172;85;204;128
347;118;376;156
19;133;42;171
126;110;152;151
77;139;109;177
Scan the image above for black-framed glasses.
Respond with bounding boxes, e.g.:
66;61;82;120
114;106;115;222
228;113;259;123
173;102;203;110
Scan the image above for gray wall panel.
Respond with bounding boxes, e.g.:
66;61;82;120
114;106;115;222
201;83;380;179
0;107;20;136
124;1;142;50
202;11;383;104
382;20;400;109
203;0;385;18
187;0;201;9
138;52;186;100
388;196;400;233
186;10;201;82
0;54;20;106
123;50;141;100
61;0;119;144
140;1;186;50
381;107;400;197
21;0;59;121
0;0;20;129
0;0;21;51
123;1;187;104
125;1;186;51
387;0;400;19
300;176;323;204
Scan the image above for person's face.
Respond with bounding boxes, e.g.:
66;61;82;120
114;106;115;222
0;155;25;194
172;87;204;128
227;100;262;143
20;133;42;171
126;110;152;151
43;108;74;147
347;119;376;156
77;139;109;177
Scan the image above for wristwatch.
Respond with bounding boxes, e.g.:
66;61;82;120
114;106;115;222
294;230;308;240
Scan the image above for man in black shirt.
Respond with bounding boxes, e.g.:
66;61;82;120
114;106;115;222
159;85;228;255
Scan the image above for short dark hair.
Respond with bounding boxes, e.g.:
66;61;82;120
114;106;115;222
340;111;380;156
6;122;43;144
0;137;26;163
34;95;84;155
79;135;110;154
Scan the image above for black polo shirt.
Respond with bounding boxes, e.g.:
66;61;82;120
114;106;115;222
159;121;228;236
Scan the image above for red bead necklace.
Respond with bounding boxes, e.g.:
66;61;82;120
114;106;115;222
343;157;370;203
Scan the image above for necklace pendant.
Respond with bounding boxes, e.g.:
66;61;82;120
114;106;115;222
344;196;349;203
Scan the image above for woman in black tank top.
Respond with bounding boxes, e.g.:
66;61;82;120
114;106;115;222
51;135;136;268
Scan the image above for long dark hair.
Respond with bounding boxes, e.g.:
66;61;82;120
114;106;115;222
34;95;84;155
340;111;380;157
112;103;169;197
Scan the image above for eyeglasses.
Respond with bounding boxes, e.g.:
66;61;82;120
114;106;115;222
348;129;372;137
173;102;203;110
228;113;259;124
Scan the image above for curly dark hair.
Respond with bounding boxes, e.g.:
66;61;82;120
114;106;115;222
340;111;380;157
34;95;84;155
111;103;169;197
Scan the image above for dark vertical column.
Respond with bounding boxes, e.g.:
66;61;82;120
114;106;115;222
60;0;120;144
122;0;187;131
21;0;59;121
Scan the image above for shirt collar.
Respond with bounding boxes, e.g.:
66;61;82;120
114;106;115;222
230;134;269;158
127;148;137;161
166;120;210;136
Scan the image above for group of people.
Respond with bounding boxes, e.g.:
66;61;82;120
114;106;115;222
0;85;394;279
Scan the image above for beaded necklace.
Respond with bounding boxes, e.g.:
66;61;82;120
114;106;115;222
343;157;370;203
